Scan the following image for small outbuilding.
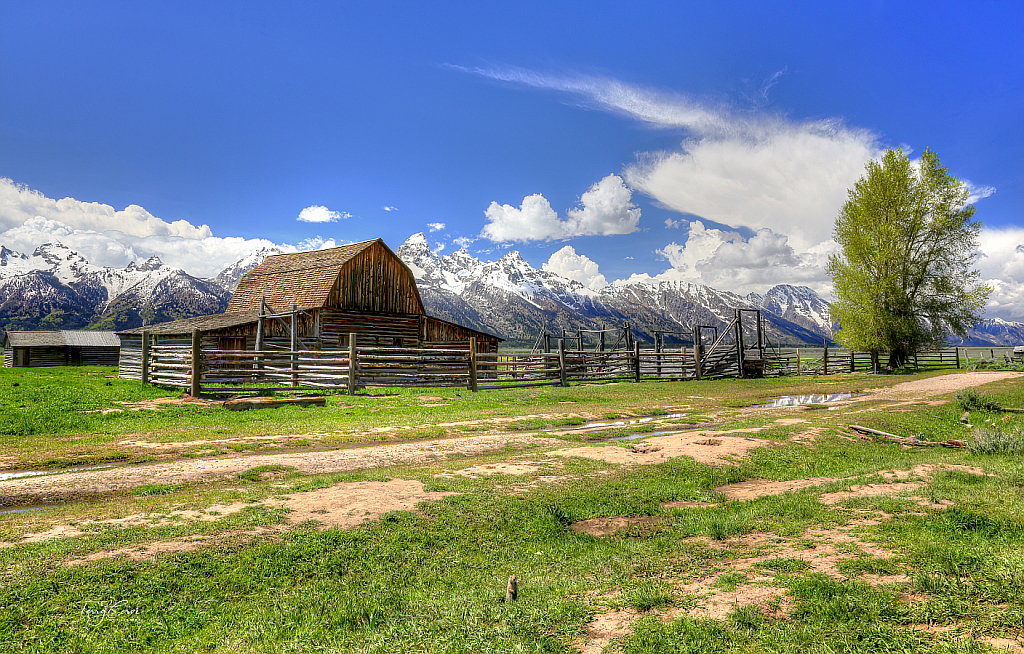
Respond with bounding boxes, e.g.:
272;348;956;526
117;238;502;379
3;330;121;367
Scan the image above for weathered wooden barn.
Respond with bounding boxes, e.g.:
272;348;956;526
3;330;121;367
117;239;502;379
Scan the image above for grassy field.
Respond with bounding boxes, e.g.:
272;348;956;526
1;367;1023;652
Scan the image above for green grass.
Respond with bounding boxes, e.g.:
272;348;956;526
2;367;1024;652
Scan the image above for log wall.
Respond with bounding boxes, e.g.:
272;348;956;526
325;242;424;315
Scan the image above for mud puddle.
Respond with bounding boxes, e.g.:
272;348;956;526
542;413;691;434
0;503;59;515
0;463;125;482
767;393;853;408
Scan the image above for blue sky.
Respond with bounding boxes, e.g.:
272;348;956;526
2;1;1023;316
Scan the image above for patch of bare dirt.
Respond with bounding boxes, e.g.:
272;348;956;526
2;479;454;548
549;431;771;467
719;477;837;501
443;459;562;478
67;538;209;565
717;464;988;503
580;608;640;654
979;636;1024;653
685;584;790;620
117;434;304;451
89;395;219;414
663;500;718;509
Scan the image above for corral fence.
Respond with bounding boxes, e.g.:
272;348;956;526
135;329;972;396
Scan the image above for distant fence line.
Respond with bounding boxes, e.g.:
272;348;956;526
120;329;976;396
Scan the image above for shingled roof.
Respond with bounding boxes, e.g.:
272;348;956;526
226;239;425;315
117;312;260;335
4;331;120;347
228;240;377;313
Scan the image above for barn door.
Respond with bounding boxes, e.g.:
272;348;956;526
14;349;28;367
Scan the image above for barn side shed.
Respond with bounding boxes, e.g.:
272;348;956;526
3;331;121;367
116;238;502;380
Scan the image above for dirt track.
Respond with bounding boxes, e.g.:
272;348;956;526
1;370;1019;505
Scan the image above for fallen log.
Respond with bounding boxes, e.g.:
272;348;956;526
847;424;966;449
223;396;327;411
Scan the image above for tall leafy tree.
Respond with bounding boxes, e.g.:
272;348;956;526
827;148;990;368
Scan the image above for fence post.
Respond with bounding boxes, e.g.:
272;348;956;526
735;313;745;377
849;350;854;373
693;331;703;380
141;330;150;386
558;339;567;387
290;304;298;388
469;337;478;392
956;348;961;369
823;346;829;375
347;333;357;395
190;329;201;397
256;297;265;351
655;333;663;378
634;341;641;383
796;348;801;375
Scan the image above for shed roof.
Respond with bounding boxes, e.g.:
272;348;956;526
3;331;120;348
117;312;260;336
228;240;378;313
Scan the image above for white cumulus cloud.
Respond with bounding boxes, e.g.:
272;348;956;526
297;205;350;223
0;178;306;277
978;226;1024;320
619;221;834;296
427;222;445;232
543;245;607;290
0;177;212;239
481;174;639;243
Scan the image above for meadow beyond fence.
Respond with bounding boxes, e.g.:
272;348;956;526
119;330;973;395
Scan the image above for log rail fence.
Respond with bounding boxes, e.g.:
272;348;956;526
134;329;970;396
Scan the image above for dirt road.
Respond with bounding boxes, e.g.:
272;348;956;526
1;370;1018;505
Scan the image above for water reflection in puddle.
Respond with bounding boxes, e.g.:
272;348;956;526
768;393;852;408
0;464;119;482
0;504;58;515
544;413;689;434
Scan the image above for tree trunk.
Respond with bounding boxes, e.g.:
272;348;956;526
887;347;908;370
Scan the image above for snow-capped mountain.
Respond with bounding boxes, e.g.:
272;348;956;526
397;233;1024;348
0;242;230;332
397;233;833;346
3;234;1021;347
213;246;283;293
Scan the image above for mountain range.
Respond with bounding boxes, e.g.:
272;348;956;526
1;234;1022;348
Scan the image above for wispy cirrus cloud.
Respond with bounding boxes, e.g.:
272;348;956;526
459;64;884;251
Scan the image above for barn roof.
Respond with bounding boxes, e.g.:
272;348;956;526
228;240;381;313
117;312;260;336
3;330;120;348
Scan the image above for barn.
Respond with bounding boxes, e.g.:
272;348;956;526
117;238;501;379
3;330;121;368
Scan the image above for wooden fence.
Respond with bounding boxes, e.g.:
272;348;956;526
768;347;962;375
138;335;967;395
